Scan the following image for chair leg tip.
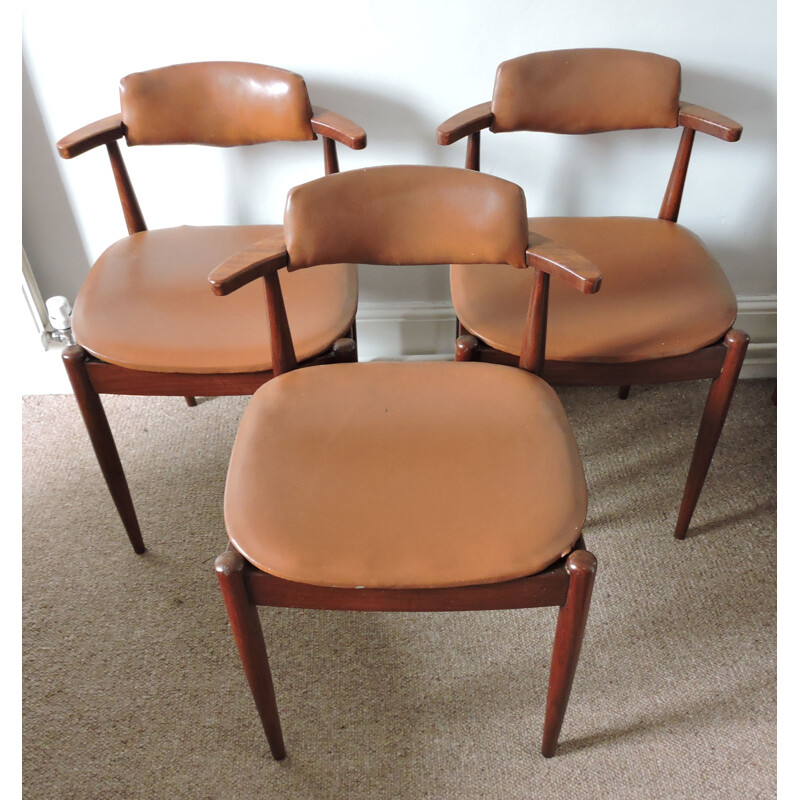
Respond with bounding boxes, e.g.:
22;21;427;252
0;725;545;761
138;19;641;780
129;532;147;554
673;516;690;540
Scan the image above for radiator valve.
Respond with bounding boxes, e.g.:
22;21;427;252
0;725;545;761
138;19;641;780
45;295;75;345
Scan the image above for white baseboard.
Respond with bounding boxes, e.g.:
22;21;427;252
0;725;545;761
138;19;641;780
355;302;458;362
734;296;777;379
357;295;778;379
20;295;776;395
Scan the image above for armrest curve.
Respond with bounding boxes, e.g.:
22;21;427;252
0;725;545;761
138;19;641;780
209;236;288;296
678;102;742;142
57;114;125;158
310;107;367;150
526;232;603;294
436;102;494;145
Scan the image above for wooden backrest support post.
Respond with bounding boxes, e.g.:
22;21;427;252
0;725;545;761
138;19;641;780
659;127;696;222
519;268;550;375
262;272;298;376
106;141;147;234
323;137;340;175
466;132;481;171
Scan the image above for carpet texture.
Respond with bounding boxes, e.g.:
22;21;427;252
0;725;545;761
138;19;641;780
22;379;776;799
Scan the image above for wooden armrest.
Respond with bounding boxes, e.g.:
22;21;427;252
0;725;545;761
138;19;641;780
57;114;125;158
436;101;494;145
208;237;288;296
678;102;742;142
526;232;602;294
310;107;367;150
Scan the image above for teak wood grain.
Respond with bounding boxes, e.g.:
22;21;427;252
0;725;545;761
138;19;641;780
659;127;695;222
56;114;125;158
105;140;147;234
436;101;494;146
209;245;289;296
216;537;596;759
310;106;368;150
262;271;298;376
519;269;550;374
678;102;742;142
526;231;603;294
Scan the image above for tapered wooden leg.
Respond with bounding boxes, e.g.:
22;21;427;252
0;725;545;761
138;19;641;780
674;329;749;539
541;550;597;757
617;385;631;400
62;345;145;554
215;549;286;760
456;334;479;362
184;396;198;407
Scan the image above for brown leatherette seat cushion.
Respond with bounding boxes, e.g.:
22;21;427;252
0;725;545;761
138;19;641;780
451;218;737;363
73;226;357;373
224;362;587;589
120;62;316;146
490;49;681;134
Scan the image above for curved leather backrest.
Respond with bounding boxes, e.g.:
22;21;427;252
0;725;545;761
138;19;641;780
284;165;529;269
120;62;315;146
490;49;681;134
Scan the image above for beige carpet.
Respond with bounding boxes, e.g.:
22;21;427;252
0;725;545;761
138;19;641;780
22;379;776;799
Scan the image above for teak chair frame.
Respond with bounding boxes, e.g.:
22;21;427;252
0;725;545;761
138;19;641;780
216;541;596;760
437;88;749;540
210;165;599;758
57;80;366;555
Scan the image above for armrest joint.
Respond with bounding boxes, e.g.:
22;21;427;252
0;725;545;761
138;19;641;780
57;114;125;159
678;102;742;142
209;240;289;296
310;107;367;150
436;102;494;146
526;233;602;295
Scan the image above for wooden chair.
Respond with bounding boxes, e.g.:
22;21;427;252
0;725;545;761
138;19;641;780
212;165;600;759
436;48;748;539
56;62;366;553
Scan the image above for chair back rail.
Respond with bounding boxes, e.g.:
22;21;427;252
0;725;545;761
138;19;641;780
120;62;316;147
283;165;529;270
439;50;740;225
490;49;681;135
58;62;367;234
252;166;576;379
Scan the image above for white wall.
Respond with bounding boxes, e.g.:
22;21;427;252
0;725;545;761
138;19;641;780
21;0;776;374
